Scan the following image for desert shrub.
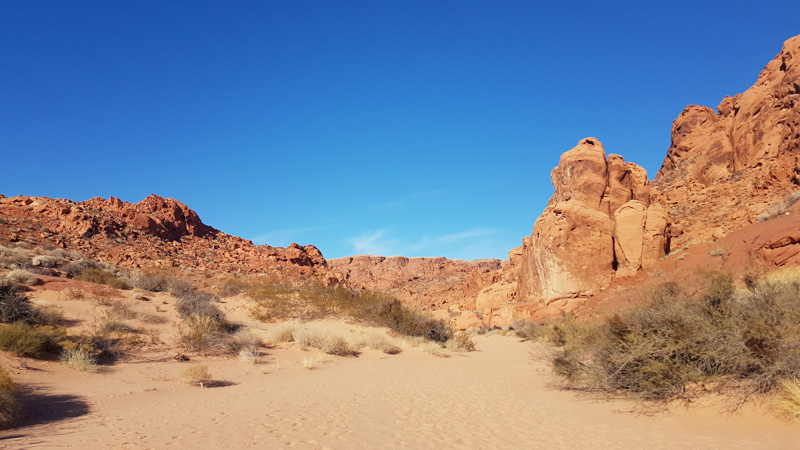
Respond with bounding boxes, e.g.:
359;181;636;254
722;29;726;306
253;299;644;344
510;320;543;341
33;303;63;326
75;269;130;290
219;278;251;297
167;277;196;298
264;322;299;344
354;330;401;354
0;246;30;269
547;272;800;403
0;322;51;357
292;326;354;356
5;269;37;286
181;364;212;387
32;255;62;268
405;336;449;357
178;313;223;352
376;300;452;343
59;347;99;372
0;280;34;323
0;365;17;428
445;331;476;353
62;258;104;278
132;273;170;292
175;289;224;323
227;329;261;354
238;347;259;364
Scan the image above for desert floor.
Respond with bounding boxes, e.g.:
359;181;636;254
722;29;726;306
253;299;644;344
2;326;799;450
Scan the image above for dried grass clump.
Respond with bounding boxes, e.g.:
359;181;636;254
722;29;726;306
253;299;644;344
34;303;63;326
75;269;130;290
0;365;17;428
32;255;62;268
405;336;449;358
0;322;51;357
59;347;99;372
264;322;300;345
5;269;37;286
775;378;800;422
178;314;222;352
0;245;30;269
445;331;476;353
227;329;262;355
238;347;259;364
181;364;212;387
355;330;401;354
61;287;85;301
292;326;354;356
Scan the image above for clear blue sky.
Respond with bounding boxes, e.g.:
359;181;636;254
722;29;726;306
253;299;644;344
1;1;798;260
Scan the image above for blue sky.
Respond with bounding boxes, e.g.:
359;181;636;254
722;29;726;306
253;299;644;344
1;1;798;260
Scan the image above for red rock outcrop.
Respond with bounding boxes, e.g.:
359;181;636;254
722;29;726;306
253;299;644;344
653;34;800;248
515;138;670;304
0;194;338;284
329;255;502;309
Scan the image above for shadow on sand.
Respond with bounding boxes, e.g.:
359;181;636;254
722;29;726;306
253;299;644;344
5;384;90;431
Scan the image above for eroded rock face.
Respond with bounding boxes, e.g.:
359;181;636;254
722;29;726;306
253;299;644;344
516;139;669;303
653;35;800;248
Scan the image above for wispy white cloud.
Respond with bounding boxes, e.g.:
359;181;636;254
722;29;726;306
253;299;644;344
407;228;500;253
346;229;395;255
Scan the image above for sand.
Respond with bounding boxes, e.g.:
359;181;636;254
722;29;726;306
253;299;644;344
2;330;799;449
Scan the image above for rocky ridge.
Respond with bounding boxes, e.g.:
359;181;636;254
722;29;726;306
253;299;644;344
0;194;338;284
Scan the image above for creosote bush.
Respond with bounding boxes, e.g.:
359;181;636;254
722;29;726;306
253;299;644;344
545;271;800;405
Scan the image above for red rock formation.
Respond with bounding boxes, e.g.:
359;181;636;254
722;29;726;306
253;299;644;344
516;139;669;304
653;34;800;247
0;194;338;284
328;255;502;309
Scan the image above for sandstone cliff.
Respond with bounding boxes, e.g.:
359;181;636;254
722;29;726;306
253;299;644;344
515;138;670;304
652;34;800;248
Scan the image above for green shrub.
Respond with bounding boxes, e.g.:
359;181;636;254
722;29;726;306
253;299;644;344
0;322;51;357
